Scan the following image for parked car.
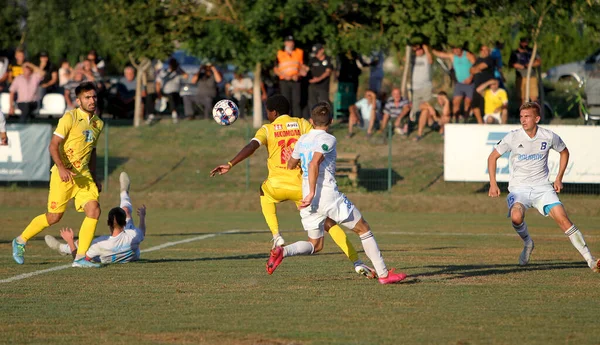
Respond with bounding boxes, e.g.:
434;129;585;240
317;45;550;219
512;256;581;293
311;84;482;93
543;48;600;86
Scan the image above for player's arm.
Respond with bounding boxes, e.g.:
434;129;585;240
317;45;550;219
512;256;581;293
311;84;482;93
49;134;76;183
137;205;147;236
210;140;260;176
299;152;324;209
287;157;300;170
60;228;77;258
487;149;502;197
554;147;569;193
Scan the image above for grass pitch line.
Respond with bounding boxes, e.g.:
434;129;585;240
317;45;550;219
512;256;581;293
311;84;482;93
388;231;598;238
0;229;241;284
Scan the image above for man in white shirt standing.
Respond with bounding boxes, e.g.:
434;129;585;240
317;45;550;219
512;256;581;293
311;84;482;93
268;102;407;284
45;172;146;265
488;102;599;271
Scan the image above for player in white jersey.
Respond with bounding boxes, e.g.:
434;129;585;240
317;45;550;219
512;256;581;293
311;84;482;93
488;102;599;271
267;102;407;284
45;172;146;265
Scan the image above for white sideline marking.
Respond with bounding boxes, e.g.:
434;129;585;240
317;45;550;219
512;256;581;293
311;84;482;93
0;230;241;284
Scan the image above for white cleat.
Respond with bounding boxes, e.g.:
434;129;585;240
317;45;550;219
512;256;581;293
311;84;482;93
45;235;68;256
271;235;285;249
119;172;130;193
519;240;534;266
354;262;377;279
588;258;600;273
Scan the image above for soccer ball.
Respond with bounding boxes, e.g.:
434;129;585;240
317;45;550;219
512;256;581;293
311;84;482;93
212;100;239;126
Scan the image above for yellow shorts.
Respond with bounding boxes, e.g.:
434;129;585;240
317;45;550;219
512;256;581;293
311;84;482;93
260;179;303;208
47;167;99;213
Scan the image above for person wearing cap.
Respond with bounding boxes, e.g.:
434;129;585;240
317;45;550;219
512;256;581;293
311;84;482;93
274;35;306;117
509;38;541;105
307;43;333;108
37;51;59;107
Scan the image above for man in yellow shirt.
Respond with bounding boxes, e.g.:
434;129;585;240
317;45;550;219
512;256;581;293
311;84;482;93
477;78;508;124
12;81;104;268
211;95;376;278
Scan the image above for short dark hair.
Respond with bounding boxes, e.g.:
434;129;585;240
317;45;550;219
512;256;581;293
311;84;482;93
107;207;127;230
437;91;447;97
75;81;97;98
266;94;290;116
310;102;332;126
519;101;541;116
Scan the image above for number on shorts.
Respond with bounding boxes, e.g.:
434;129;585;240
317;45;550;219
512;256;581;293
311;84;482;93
277;138;298;164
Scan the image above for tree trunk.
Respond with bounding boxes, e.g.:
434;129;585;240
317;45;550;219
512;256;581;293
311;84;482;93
525;41;538;104
401;45;411;98
253;62;262;129
130;57;151;128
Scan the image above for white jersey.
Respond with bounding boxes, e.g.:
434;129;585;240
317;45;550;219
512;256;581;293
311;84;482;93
0;110;6;133
494;126;566;189
291;129;338;197
86;225;144;264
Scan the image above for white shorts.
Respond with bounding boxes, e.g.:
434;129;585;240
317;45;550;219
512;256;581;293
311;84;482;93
484;112;502;124
506;184;561;217
300;188;362;239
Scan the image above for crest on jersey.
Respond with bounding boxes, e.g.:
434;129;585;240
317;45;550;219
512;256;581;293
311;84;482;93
274;124;283;130
286;122;299;129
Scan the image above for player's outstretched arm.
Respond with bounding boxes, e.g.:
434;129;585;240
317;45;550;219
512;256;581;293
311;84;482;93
554;148;569;193
299;152;324;209
137;205;147;236
488;150;502;197
210;140;260;177
60;228;77;258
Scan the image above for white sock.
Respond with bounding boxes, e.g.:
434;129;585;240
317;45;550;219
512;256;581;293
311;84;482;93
359;231;388;278
283;241;314;257
513;222;531;243
120;191;132;215
565;225;594;263
59;243;72;255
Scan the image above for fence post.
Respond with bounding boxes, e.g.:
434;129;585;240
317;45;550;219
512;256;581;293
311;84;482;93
245;126;250;190
104;122;109;192
387;122;392;192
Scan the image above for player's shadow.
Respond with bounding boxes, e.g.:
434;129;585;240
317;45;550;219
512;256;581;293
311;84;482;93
410;261;588;281
146;230;268;237
358;169;403;191
138;250;362;264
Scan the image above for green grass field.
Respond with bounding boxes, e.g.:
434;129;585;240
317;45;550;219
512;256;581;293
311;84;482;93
1;118;599;344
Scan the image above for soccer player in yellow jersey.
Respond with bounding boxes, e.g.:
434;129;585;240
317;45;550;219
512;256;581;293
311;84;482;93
211;95;376;277
12;82;104;268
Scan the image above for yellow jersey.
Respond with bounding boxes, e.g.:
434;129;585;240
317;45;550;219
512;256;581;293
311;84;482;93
53;108;104;175
253;115;312;189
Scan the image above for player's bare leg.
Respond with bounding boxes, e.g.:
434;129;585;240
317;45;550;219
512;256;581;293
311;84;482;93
510;202;534;266
350;217;406;284
549;205;599;272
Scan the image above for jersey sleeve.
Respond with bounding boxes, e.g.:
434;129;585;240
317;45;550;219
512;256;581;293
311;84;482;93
252;125;268;146
499;90;508;104
494;132;513;155
315;135;336;154
551;132;566;152
54;112;74;139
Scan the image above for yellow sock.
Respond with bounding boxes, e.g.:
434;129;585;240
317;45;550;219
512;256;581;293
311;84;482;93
260;196;280;237
21;214;50;242
328;225;359;263
76;217;98;255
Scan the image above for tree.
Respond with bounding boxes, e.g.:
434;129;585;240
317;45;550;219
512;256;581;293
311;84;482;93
0;0;26;52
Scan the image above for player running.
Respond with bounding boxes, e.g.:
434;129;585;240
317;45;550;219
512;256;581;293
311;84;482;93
268;102;407;284
45;172;146;265
211;95;375;278
488;102;599;271
12;82;104;267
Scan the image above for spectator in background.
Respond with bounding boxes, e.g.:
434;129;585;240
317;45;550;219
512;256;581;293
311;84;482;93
368;51;385;95
274;35;305;117
84;51;106;115
336;50;363;101
64;69;85;110
410;44;433;124
0;55;8;92
185;63;221;120
470;44;496;124
8;48;26;83
9;62;45;123
0;109;7;145
414;91;451;140
157;58;186;124
433;45;476;123
113;66;137;117
379;87;411;135
476;78;508;124
226;71;252;119
58;59;72;92
491;41;505;88
347;89;381;138
86;50;105;77
307;44;333;108
509;38;541;105
38;51;58;108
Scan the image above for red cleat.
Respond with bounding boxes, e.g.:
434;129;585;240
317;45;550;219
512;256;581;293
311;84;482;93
378;268;407;285
266;246;284;275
